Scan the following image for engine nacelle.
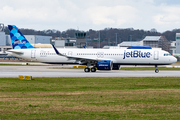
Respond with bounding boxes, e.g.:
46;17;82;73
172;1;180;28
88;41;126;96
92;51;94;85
96;60;113;70
112;64;121;70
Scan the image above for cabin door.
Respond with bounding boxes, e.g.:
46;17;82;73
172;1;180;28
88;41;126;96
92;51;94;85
31;50;36;58
154;51;159;60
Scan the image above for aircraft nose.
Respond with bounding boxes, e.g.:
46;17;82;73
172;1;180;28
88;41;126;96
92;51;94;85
172;57;177;63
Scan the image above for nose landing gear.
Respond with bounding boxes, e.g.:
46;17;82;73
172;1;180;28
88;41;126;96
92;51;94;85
155;65;159;73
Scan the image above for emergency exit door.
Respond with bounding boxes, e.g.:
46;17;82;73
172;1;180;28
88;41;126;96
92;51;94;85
68;51;72;56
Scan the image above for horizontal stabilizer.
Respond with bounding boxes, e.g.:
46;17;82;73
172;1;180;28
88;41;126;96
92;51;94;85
7;50;24;54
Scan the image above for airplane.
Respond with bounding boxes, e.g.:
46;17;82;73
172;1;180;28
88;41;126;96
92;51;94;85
7;25;177;73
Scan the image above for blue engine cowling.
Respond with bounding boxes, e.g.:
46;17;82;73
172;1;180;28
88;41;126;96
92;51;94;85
96;60;113;70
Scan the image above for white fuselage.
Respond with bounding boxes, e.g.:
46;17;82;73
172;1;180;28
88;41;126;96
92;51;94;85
7;48;177;65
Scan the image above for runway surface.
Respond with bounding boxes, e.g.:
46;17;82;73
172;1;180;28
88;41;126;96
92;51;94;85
0;66;180;77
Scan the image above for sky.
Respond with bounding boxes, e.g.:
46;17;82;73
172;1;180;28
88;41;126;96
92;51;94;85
1;0;180;32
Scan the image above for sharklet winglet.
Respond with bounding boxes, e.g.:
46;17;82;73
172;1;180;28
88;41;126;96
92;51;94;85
51;44;66;57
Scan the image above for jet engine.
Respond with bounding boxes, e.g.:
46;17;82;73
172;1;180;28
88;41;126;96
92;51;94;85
96;60;113;70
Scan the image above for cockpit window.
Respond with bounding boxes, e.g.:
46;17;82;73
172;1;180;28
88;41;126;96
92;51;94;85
164;54;171;56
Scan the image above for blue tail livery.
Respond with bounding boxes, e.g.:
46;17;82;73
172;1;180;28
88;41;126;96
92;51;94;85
8;25;35;49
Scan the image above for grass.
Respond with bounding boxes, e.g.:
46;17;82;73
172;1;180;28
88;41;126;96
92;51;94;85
0;77;180;119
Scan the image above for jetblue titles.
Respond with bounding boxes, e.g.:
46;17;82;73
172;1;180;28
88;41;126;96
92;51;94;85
123;50;151;59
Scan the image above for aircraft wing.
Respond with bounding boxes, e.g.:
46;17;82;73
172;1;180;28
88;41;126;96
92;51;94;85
51;45;115;64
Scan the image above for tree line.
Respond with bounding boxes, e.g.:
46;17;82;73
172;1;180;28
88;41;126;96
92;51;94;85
4;26;180;48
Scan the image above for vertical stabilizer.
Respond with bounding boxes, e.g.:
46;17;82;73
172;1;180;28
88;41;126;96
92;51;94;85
8;25;35;49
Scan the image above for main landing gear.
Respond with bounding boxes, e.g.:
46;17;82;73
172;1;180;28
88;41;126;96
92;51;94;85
84;67;90;72
155;65;159;73
90;67;96;72
84;67;96;72
84;62;96;72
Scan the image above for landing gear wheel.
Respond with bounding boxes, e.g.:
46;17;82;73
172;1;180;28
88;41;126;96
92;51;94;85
84;68;90;72
155;69;159;73
91;67;96;72
155;65;159;73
